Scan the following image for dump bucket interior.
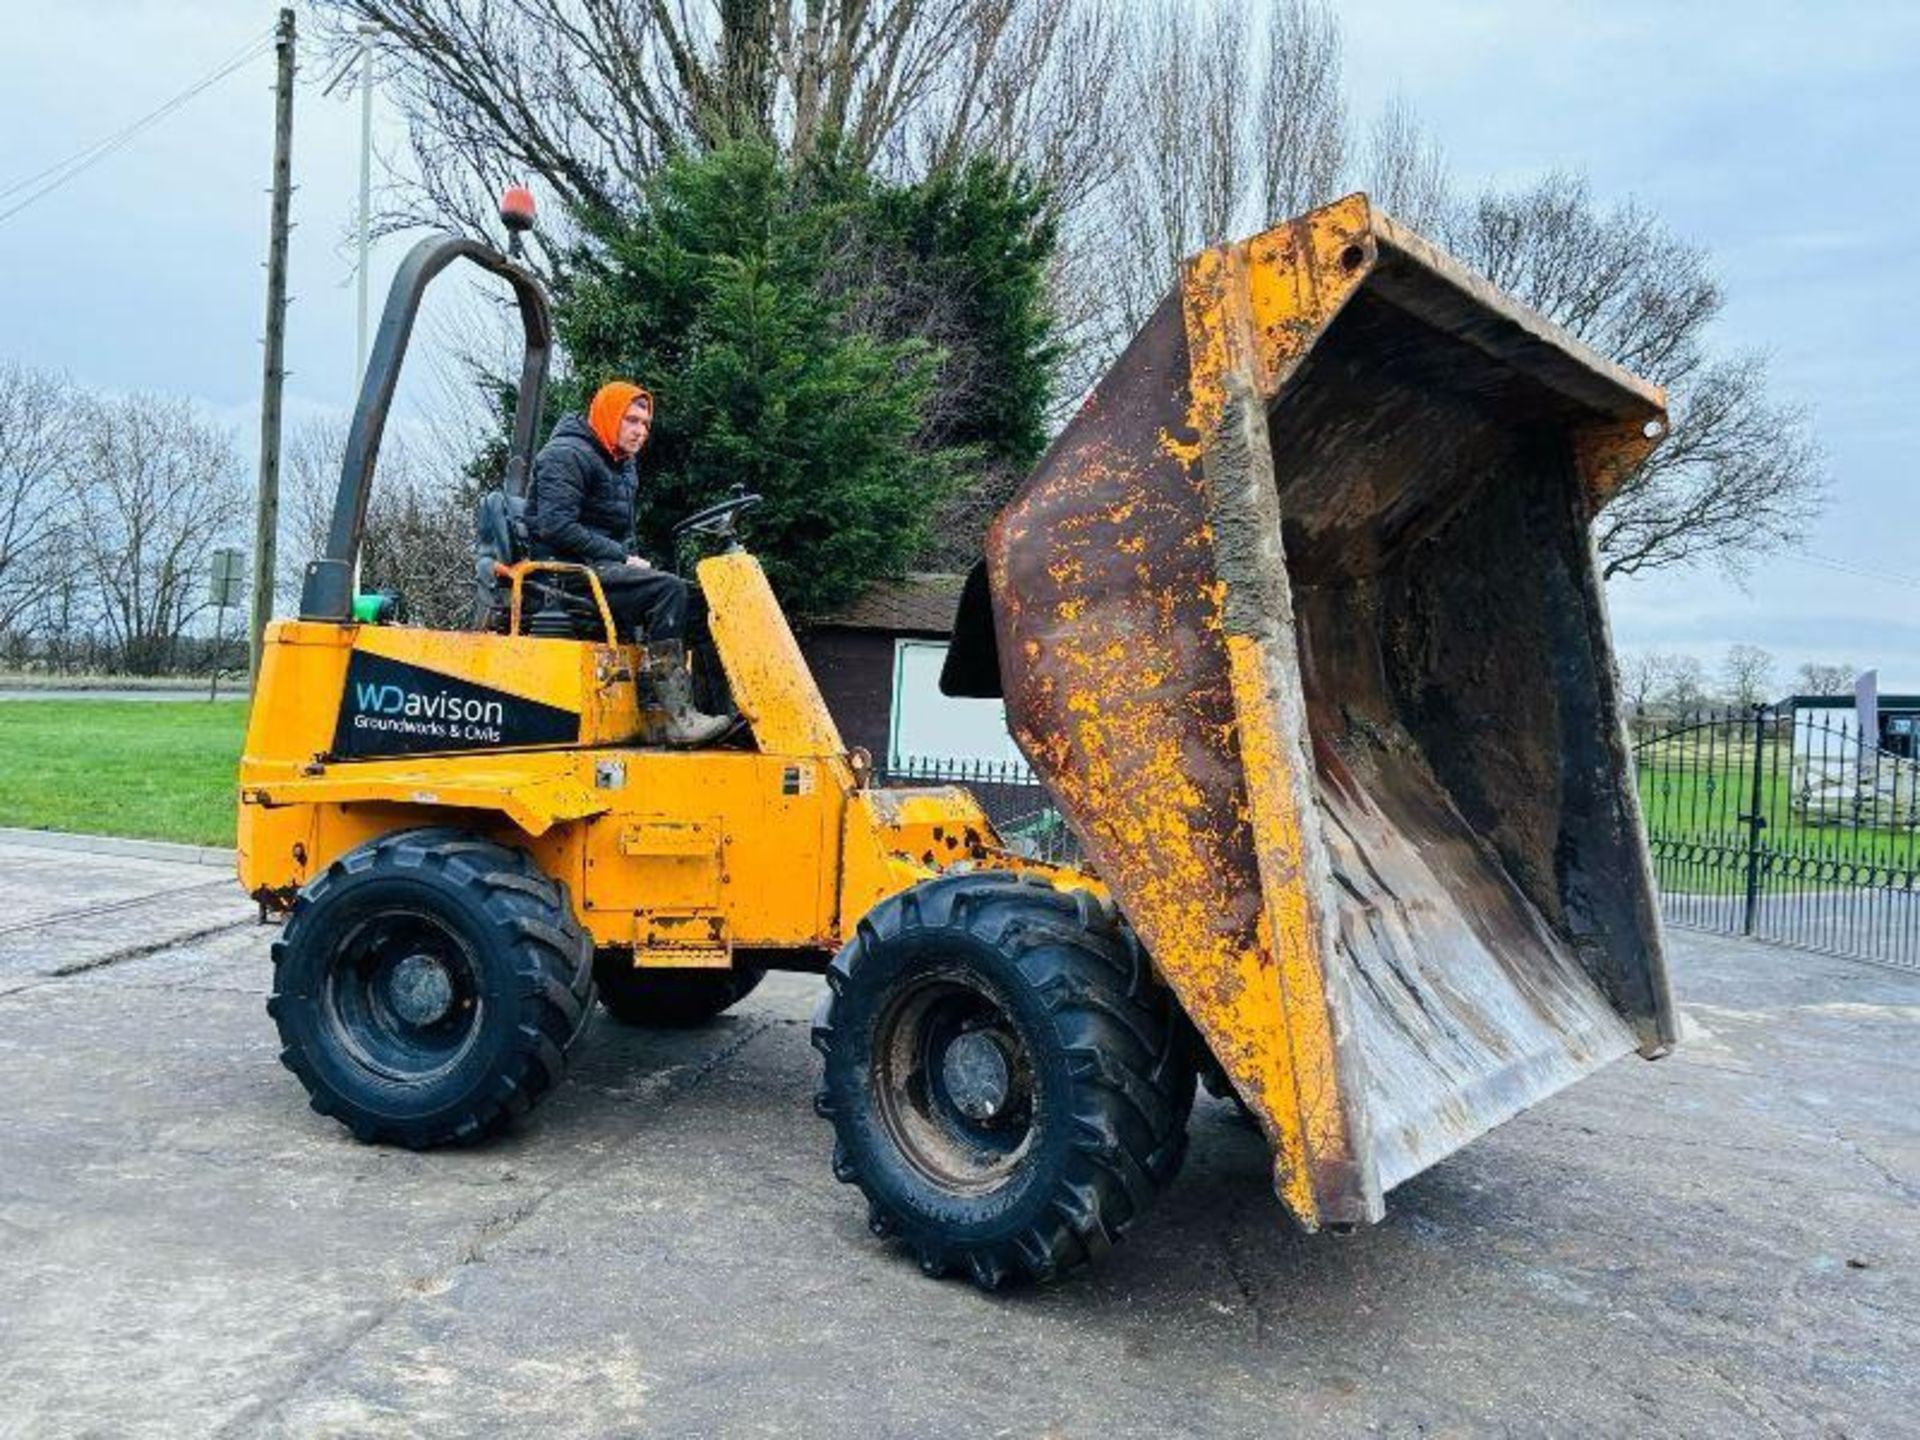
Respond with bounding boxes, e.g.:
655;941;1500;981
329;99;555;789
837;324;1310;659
971;195;1675;1226
1271;272;1667;1193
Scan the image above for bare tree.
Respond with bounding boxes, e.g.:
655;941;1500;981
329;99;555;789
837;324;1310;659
362;482;487;629
1102;1;1252;334
1255;0;1347;221
1720;644;1777;709
0;362;80;635
1659;654;1711;715
1449;171;1716;379
1083;0;1350;381
1595;354;1823;580
67;395;248;675
1795;661;1856;696
1618;649;1671;720
898;0;1129;218
280;419;350;612
337;0;1347;407
1441;172;1825;580
7;566;102;673
341;1;1822;584
282;416;478;630
1093;56;1824;589
320;1;1118;264
1362;95;1450;232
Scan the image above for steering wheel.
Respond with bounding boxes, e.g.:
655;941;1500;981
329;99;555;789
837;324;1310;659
672;484;764;549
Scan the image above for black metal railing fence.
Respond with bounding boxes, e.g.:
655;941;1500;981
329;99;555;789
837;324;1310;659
879;706;1920;971
1630;706;1920;970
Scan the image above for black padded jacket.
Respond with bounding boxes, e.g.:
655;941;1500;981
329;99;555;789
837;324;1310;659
527;413;636;566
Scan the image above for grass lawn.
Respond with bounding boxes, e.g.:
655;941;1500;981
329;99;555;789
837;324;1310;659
0;701;247;847
1636;749;1920;894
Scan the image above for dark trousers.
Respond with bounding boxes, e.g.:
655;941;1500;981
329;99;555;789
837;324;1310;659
593;564;690;643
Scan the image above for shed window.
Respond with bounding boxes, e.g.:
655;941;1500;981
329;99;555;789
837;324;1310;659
889;640;1023;766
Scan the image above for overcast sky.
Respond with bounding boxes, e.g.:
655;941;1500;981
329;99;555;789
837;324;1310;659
1;0;1915;691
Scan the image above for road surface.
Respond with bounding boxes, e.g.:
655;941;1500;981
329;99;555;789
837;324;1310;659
0;834;1914;1436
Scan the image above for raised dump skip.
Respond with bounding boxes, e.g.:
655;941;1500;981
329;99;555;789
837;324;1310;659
957;194;1676;1228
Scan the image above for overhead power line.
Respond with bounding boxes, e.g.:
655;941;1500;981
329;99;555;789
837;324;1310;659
1787;552;1920;591
0;26;276;225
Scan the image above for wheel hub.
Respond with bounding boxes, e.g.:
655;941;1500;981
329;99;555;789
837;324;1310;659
942;1030;1013;1121
871;973;1037;1194
388;951;455;1026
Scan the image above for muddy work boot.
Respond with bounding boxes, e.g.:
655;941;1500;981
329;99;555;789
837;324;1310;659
637;639;732;748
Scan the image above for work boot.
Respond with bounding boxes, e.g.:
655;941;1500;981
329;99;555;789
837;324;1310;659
638;639;732;748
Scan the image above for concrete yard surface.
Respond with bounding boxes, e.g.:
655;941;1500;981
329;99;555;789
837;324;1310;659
0;835;1914;1437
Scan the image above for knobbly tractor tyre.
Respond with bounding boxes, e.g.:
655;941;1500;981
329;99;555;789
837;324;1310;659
267;828;596;1149
812;872;1195;1289
592;952;766;1028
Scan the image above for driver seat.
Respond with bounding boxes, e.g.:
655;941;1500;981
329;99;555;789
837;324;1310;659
472;489;611;639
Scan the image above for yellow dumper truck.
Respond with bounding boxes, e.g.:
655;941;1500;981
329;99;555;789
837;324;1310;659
239;194;1673;1287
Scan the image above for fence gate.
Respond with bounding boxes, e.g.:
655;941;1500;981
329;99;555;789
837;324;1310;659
1632;706;1920;969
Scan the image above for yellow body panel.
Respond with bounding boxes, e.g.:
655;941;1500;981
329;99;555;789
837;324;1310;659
240;618;642;777
701;551;847;757
237;550;1042;972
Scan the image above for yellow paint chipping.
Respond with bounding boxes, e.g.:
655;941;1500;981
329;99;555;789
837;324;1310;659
1225;634;1350;1219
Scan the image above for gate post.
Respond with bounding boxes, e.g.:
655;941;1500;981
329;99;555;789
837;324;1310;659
1740;704;1770;935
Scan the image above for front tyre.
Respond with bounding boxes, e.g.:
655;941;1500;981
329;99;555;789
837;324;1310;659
268;828;596;1149
812;873;1194;1289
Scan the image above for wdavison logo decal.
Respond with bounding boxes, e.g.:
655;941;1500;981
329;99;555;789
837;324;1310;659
332;651;579;758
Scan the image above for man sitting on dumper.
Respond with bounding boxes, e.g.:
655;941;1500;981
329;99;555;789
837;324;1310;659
528;380;729;747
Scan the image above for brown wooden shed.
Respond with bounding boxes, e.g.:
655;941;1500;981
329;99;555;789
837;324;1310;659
796;573;967;764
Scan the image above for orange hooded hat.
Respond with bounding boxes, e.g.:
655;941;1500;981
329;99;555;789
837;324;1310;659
586;381;654;457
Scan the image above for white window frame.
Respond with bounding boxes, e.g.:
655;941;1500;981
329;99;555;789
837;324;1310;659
887;638;1023;768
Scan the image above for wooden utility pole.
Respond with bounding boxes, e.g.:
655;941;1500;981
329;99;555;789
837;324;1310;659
355;21;377;383
249;7;296;688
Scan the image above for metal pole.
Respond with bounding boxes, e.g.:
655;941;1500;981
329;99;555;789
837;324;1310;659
1740;703;1770;936
210;601;226;702
249;7;296;689
355;21;376;384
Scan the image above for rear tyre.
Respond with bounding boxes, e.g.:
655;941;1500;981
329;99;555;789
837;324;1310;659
592;953;767;1027
267;828;595;1149
812;873;1194;1289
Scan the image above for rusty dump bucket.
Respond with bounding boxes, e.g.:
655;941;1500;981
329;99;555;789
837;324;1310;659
964;194;1676;1229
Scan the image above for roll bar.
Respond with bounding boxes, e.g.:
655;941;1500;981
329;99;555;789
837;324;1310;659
299;234;552;621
